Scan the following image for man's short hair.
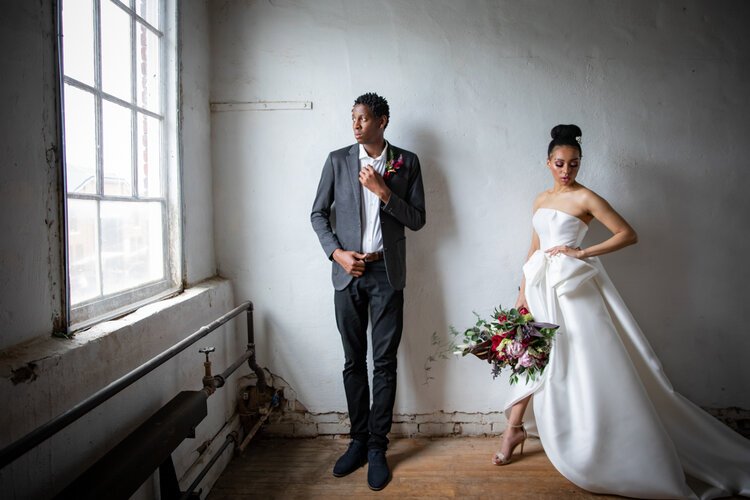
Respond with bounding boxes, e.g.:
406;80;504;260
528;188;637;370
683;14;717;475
354;92;390;129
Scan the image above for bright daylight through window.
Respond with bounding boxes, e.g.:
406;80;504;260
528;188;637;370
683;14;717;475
61;0;179;328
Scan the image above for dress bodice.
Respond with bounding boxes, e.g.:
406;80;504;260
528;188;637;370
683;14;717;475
533;208;588;249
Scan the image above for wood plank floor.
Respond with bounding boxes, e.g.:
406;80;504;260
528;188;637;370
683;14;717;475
208;436;622;499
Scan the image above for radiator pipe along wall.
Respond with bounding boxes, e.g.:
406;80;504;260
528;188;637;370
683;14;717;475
179;432;238;500
246;305;268;390
0;301;253;470
55;300;266;499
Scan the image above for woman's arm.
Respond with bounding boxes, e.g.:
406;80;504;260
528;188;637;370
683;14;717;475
546;190;638;259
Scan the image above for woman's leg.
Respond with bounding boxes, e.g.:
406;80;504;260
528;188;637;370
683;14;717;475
494;395;531;464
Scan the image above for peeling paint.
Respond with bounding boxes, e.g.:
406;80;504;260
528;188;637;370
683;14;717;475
10;362;38;384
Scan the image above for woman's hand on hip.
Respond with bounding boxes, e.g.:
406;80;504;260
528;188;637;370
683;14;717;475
545;245;585;259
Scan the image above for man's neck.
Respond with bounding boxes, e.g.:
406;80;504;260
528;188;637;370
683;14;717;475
362;139;386;159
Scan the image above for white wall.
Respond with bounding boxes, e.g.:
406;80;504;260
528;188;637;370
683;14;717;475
182;0;217;285
0;0;64;350
210;0;750;415
0;280;242;498
0;1;240;498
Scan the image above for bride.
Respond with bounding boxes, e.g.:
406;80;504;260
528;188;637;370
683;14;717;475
495;124;750;499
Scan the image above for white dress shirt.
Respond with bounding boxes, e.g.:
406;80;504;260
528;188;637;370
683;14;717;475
359;142;387;253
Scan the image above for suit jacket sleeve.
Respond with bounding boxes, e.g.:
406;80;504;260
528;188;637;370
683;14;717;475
310;153;341;259
381;153;426;231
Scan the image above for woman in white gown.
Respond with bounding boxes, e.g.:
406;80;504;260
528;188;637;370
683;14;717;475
495;124;750;499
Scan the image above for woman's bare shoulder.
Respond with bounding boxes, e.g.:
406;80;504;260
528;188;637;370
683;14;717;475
575;185;612;212
533;191;550;210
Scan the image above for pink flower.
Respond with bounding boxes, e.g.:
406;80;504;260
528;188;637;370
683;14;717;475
506;341;524;358
518;351;535;368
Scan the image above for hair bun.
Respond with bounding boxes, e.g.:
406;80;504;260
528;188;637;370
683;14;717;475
551;124;582;141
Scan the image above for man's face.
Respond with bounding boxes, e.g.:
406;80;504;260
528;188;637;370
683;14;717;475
352;104;386;145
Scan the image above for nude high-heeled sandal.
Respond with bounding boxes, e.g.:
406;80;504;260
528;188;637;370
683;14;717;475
492;423;528;465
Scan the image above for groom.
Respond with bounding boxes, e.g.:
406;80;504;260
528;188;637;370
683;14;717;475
311;92;426;490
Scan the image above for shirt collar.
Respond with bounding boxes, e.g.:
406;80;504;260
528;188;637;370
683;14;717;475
358;141;389;162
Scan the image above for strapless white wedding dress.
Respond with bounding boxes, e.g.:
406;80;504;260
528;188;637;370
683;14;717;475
503;208;750;499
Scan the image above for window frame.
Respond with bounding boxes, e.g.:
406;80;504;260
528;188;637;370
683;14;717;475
58;0;182;332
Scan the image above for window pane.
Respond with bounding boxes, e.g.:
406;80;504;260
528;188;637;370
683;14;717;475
137;113;162;197
102;100;133;196
62;0;95;86
136;23;160;112
68;198;101;304
135;0;160;29
64;85;97;194
100;201;164;295
101;0;132;102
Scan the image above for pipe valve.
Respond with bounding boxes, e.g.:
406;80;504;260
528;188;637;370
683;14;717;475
199;346;217;394
199;346;216;363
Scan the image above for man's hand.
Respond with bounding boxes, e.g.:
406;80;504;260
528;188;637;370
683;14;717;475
332;249;366;277
359;165;391;204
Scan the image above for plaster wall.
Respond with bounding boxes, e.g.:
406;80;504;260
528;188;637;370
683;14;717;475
0;279;244;498
0;1;236;498
182;0;217;285
0;0;64;349
210;0;750;416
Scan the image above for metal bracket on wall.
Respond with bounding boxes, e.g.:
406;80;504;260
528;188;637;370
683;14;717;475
210;101;313;112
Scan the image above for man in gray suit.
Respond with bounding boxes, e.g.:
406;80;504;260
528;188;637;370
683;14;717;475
311;92;426;490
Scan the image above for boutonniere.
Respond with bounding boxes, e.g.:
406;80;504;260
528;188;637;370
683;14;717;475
383;149;404;180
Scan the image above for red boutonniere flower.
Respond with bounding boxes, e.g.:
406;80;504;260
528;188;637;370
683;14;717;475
383;149;404;180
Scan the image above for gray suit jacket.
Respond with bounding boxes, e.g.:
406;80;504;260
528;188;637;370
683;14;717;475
311;143;426;291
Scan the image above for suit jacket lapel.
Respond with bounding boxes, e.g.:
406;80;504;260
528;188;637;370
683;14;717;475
346;144;362;218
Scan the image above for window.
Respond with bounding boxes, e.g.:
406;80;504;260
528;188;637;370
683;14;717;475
60;0;180;329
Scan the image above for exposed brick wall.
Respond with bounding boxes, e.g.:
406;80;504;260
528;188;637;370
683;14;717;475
240;371;750;440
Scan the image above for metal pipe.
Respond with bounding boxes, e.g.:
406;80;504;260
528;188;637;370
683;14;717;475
213;347;255;388
0;301;252;469
245;305;267;390
179;431;238;500
238;400;277;453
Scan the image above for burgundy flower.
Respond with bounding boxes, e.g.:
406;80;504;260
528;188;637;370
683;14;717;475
490;334;504;356
518;306;530;315
384;153;404;180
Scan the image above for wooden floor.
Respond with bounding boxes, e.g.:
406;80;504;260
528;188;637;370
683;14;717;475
208;436;621;499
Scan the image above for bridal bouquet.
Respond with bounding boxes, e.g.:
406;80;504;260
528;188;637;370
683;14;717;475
452;306;560;384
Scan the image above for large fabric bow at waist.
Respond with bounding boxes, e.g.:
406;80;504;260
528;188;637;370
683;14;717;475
523;250;599;296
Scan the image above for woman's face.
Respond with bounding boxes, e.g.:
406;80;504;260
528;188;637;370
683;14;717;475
547;145;581;187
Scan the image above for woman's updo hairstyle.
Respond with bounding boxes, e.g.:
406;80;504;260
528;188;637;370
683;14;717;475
547;124;583;157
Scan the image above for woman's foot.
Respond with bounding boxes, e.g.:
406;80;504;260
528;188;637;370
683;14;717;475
492;423;527;465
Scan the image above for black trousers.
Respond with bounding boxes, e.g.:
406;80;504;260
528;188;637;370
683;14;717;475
334;260;404;451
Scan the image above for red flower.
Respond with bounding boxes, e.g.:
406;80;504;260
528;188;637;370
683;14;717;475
490;334;504;358
518;306;530;315
384;153;404;180
497;314;507;322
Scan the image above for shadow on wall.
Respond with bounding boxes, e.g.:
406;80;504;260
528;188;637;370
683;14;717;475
399;127;456;413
